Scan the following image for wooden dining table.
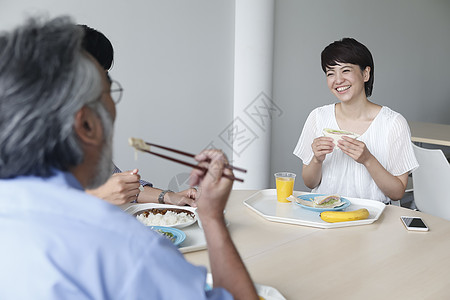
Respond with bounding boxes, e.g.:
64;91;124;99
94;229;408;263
184;190;450;299
408;121;450;147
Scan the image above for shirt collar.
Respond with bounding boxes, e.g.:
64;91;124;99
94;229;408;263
49;169;84;191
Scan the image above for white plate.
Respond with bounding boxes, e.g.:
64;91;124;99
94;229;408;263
124;203;206;253
125;203;196;228
255;283;286;300
205;273;286;299
243;189;385;229
294;194;351;212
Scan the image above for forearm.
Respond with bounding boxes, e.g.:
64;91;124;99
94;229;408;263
202;217;258;300
136;186;162;203
302;158;323;189
363;156;407;200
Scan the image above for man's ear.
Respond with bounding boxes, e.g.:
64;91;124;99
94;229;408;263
73;106;103;146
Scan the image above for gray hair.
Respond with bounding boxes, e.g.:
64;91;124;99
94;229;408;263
84;100;114;189
0;16;103;178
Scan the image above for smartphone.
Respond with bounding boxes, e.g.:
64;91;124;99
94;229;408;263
400;216;429;231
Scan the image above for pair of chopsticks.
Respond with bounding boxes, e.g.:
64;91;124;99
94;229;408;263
128;138;246;182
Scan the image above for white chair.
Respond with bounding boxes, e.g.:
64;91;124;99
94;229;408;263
412;144;450;220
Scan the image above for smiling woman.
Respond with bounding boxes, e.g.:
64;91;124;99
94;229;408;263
325;62;370;104
293;37;418;204
321;37;375;97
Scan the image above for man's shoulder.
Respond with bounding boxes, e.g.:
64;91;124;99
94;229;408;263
0;173;149;242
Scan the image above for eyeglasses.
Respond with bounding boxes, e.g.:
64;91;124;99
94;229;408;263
109;80;123;104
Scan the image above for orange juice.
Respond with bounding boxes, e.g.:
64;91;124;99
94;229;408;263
275;177;295;203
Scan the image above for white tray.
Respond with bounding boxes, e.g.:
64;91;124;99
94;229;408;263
243;189;385;229
178;223;206;253
124;203;206;253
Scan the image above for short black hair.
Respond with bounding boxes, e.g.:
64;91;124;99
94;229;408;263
321;38;374;97
79;24;114;71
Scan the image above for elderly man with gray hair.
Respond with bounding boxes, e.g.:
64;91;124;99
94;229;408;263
0;16;257;300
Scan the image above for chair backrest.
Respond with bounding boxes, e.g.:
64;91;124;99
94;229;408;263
412;144;450;220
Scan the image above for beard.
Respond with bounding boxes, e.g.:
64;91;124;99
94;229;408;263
84;101;114;189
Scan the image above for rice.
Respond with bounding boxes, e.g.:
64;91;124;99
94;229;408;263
136;210;194;226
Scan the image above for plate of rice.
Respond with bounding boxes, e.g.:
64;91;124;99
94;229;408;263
130;205;197;229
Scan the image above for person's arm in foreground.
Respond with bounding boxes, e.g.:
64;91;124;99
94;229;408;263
190;150;258;300
87;169;197;206
338;136;408;200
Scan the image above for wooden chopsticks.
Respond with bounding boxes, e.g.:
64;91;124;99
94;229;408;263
129;138;246;182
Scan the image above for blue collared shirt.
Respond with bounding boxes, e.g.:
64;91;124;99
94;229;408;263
0;171;232;299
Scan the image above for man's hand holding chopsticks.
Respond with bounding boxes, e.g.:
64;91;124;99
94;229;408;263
189;150;259;299
190;149;233;225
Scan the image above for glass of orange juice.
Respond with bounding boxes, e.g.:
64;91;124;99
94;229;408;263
274;172;296;203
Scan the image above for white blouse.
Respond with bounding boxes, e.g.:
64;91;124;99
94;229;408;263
293;104;419;203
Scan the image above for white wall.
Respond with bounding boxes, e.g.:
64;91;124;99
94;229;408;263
0;0;236;191
271;0;450;191
233;0;275;189
2;0;449;193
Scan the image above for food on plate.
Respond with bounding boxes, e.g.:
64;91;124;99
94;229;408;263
290;194;344;208
153;229;176;243
313;194;340;205
136;208;195;227
320;208;369;223
323;128;359;148
150;226;186;246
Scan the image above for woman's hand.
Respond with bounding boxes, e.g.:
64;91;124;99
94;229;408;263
338;136;408;200
86;169;141;205
311;136;334;163
163;188;198;207
338;136;373;165
301;136;334;189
